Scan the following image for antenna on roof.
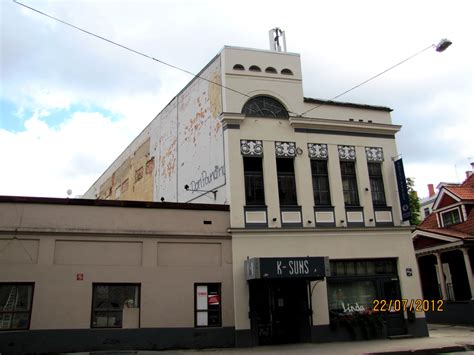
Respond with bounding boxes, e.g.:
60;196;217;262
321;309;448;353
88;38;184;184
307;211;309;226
269;28;287;52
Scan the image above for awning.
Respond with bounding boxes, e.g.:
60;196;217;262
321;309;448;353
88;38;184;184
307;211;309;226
245;256;330;281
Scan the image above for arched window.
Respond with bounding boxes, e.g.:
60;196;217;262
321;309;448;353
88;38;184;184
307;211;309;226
249;65;262;72
242;96;289;118
233;64;245;70
265;67;277;74
281;68;293;75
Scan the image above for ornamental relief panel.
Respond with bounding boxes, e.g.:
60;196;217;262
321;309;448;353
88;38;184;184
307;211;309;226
275;141;296;158
308;143;328;160
365;147;384;162
240;140;263;157
338;145;356;161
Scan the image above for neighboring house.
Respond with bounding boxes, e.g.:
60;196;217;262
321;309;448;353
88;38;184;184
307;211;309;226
419;184;437;221
1;36;428;352
413;172;474;325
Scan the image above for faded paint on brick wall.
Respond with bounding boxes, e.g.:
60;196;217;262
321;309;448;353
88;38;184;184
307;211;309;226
98;138;155;201
84;55;224;203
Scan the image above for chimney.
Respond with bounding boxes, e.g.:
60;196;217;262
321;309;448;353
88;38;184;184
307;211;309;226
428;184;435;197
466;162;474;179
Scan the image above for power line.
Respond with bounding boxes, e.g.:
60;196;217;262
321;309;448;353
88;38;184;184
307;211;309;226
299;44;435;116
13;0;254;100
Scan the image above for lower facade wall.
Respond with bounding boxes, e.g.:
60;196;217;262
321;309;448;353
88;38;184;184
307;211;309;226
0;327;236;353
425;301;474;325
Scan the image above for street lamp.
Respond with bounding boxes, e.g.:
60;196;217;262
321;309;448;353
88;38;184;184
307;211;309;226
435;39;452;52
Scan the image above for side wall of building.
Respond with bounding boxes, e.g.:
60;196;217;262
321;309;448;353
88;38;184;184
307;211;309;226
83;56;226;204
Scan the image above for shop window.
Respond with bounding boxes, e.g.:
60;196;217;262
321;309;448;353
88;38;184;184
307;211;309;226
0;283;34;330
368;162;386;206
441;209;461;227
330;259;397;277
244;157;265;205
195;283;221;327
340;162;359;206
328;280;377;318
311;160;331;206
91;284;140;328
277;158;298;205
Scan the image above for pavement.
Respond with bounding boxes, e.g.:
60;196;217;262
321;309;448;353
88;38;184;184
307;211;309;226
66;324;474;355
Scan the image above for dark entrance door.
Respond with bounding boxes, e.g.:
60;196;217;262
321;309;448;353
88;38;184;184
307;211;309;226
383;279;407;336
249;279;311;345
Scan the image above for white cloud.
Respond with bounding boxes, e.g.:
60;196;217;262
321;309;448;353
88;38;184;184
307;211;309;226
0;111;135;197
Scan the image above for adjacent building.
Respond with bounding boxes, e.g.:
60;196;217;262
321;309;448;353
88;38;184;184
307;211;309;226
413;170;474;325
1;38;428;352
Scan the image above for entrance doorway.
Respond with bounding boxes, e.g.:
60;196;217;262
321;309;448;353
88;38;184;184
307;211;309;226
249;279;311;345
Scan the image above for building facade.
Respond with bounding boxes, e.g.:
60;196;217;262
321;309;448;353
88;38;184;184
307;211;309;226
2;44;428;352
0;197;233;353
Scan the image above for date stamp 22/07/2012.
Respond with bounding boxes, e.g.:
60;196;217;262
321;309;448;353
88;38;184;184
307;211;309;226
372;299;444;312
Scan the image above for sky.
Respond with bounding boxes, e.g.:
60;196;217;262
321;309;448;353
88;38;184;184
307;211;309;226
0;0;472;199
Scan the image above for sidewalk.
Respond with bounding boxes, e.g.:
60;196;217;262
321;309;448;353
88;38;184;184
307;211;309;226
69;324;474;355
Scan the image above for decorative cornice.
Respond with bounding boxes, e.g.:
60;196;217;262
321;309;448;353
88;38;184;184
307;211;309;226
289;116;401;137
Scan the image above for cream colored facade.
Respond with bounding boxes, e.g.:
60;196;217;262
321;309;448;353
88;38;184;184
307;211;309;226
0;198;233;352
1;45;428;352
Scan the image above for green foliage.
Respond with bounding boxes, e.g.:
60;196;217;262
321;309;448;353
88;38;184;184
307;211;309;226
407;177;421;225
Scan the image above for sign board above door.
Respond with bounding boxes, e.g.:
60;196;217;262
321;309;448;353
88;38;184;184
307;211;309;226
245;256;330;280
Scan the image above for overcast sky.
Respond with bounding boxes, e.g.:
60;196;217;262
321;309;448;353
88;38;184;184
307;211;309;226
0;0;472;199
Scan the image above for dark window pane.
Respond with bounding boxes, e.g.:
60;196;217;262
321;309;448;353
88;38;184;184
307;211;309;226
11;312;30;329
244;158;265;205
277;159;297;205
368;163;386;206
92;284;139;328
242;96;288;118
442;209;461;226
340;162;359;206
0;284;33;330
311;160;331;206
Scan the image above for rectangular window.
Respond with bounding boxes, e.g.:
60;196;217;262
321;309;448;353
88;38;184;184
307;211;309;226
328;280;377;318
195;283;221;327
442;209;461;227
368;163;386;206
311;160;331;206
277;159;297;205
340;162;359;206
91;284;140;328
424;207;430;218
0;283;34;331
244;157;265;205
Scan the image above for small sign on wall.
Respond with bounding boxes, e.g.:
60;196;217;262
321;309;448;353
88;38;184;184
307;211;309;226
406;268;413;277
76;273;84;281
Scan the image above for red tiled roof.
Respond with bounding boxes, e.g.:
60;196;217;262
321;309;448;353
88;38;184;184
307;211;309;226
417;227;473;240
444;186;474;200
417;197;474;240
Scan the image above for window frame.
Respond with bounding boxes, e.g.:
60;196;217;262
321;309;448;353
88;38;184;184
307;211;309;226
243;157;265;206
276;158;298;206
90;283;140;329
340;161;360;206
0;282;34;331
441;208;461;227
194;283;222;328
368;162;386;206
311;160;331;206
